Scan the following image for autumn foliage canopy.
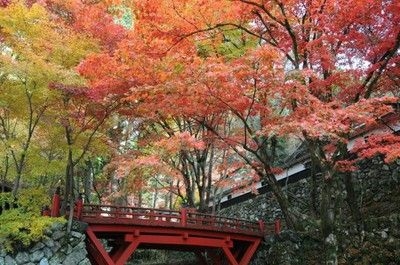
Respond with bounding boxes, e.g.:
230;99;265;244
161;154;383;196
1;0;400;211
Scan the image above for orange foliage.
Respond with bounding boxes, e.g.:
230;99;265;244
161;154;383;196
351;133;400;164
74;0;400;190
45;0;126;50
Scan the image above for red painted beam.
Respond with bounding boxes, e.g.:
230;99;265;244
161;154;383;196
86;239;109;265
86;226;262;265
86;224;261;242
125;234;234;248
86;227;115;265
222;246;239;265
114;241;139;265
81;204;264;265
80;204;264;237
237;239;261;265
86;243;100;264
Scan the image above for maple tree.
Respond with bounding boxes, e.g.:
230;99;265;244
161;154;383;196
41;0;130;218
84;0;400;262
1;0;398;262
0;1;97;197
0;0;125;210
49;84;119;214
133;117;224;212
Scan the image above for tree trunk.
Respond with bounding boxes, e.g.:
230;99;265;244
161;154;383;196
83;160;93;203
343;172;364;234
152;181;158;208
321;175;338;265
11;88;46;197
169;181;173;209
205;148;214;213
138;190;143;207
264;172;299;231
310;157;321;217
62;149;74;214
182;173;195;207
198;185;205;211
12;154;26;198
1;155;9;212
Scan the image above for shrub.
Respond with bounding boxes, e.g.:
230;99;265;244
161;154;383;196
17;187;51;213
0;188;65;253
0;209;65;252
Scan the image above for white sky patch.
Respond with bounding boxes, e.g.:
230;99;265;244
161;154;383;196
336;53;372;71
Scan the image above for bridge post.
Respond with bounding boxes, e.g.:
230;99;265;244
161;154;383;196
180;208;187;226
274;218;281;235
50;187;60;217
75;195;83;220
258;220;265;234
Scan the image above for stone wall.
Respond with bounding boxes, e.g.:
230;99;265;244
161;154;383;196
218;176;315;224
2;157;398;265
0;222;90;265
219;157;400;264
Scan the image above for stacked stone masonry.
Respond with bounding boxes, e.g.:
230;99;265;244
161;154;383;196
1;157;399;264
219;157;400;265
0;222;90;265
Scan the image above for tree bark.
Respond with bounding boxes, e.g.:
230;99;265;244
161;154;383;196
62;148;74;214
343;172;364;233
83;160;93;203
62;118;75;214
321;175;338;265
263;172;299;230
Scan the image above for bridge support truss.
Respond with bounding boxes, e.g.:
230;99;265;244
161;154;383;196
86;224;262;265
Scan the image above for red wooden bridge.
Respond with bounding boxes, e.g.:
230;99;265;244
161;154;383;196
50;194;271;265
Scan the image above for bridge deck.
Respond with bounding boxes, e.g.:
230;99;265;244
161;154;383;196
67;201;269;265
78;204;265;237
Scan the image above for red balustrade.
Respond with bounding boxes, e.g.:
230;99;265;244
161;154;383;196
76;204;265;236
50;197;271;265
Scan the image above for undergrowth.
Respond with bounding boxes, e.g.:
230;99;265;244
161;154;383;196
0;188;65;253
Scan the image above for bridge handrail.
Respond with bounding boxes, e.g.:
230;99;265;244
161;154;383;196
80;204;182;222
77;204;265;235
186;211;261;232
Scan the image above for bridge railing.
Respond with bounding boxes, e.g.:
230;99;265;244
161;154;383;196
79;204;182;223
184;210;263;234
76;204;265;236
